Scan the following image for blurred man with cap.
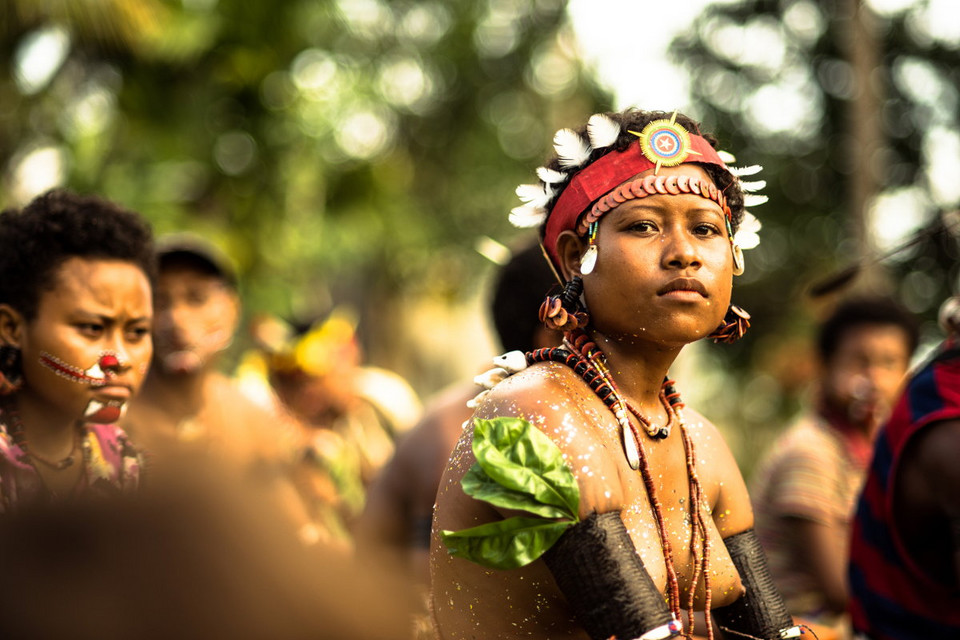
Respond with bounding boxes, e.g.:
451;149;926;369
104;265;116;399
123;234;315;542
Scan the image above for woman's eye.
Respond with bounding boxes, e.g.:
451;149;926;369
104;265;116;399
630;221;657;233
126;327;151;341
694;223;721;237
77;323;103;336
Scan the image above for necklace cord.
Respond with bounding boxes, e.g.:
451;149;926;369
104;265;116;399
1;399;90;480
528;330;714;634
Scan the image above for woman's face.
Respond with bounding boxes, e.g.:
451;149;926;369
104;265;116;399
575;164;734;348
14;257;153;424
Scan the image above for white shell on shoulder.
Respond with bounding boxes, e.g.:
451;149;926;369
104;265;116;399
466;389;490;409
493;350;529;374
473;367;509;389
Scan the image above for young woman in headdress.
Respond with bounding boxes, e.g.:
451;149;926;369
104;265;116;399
430;109;798;640
0;190;152;510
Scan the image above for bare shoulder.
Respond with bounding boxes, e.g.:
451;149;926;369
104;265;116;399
906;418;960;510
213;374;299;456
910;418;960;467
475;361;598;445
471;361;626;516
680;407;737;463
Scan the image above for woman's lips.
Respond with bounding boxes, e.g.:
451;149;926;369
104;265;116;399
658;278;708;299
91;384;132;401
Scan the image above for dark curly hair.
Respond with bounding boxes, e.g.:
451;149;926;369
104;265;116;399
491;241;557;353
538;109;746;238
0;189;156;320
817;296;919;363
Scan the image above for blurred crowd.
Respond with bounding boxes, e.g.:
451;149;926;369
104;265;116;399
0;187;956;640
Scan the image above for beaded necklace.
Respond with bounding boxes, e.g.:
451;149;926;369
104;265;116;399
526;329;715;640
1;399;90;476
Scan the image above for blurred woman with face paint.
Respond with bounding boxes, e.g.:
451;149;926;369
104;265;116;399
0;190;154;510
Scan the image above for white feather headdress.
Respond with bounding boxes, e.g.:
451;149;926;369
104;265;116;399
553;128;591;169
734;212;762;250
587;113;620;150
536;167;566;185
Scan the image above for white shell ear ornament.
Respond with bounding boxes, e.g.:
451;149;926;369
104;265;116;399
580;245;598;275
732;242;745;276
580;222;598;275
725;216;747;276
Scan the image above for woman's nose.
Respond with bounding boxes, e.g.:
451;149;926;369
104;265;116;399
100;341;132;375
663;229;701;269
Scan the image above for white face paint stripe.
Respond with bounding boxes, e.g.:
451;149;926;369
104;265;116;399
38;350;126;386
84;399;105;417
82;398;126;424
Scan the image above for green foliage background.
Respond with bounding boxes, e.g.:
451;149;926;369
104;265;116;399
0;0;609;393
3;0;959;475
667;0;960;470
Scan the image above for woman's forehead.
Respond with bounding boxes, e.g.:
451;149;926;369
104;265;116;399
39;257;151;310
604;191;727;221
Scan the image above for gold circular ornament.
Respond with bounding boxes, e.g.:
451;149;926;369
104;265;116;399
636;118;691;168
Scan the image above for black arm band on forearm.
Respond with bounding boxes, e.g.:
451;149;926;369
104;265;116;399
543;511;680;640
712;529;799;639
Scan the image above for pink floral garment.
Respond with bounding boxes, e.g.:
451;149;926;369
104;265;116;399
0;410;142;512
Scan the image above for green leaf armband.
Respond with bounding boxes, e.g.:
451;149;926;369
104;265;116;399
440;417;581;570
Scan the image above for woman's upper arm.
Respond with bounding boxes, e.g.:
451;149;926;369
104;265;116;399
472;367;626;518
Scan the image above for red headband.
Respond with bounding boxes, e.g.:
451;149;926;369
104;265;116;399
543;131;729;268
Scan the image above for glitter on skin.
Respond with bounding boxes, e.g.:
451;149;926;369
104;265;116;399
430;162;758;636
430;358;755;639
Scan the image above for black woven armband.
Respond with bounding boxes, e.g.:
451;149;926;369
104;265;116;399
951;514;960;552
712;529;801;639
542;511;681;640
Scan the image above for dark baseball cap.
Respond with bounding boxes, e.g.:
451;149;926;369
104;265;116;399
155;233;238;288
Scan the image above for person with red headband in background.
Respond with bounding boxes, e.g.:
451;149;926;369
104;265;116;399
846;296;960;639
0;190;151;509
431;109;797;640
750;297;917;636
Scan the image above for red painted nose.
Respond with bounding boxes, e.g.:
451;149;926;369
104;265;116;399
99;354;120;369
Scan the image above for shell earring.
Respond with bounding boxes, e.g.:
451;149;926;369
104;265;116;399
539;277;590;332
709;305;751;343
580;222;598;275
732;242;745;276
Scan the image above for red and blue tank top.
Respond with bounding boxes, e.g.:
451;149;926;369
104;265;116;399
847;339;960;638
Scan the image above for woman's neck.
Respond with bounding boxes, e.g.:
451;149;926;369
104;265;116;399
586;329;682;417
8;390;80;458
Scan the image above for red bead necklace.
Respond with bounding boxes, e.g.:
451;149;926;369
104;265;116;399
549;329;716;640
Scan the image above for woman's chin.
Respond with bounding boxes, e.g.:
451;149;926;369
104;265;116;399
601;323;717;349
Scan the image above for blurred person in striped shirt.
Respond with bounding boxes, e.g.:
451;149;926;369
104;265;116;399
750;296;918;635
